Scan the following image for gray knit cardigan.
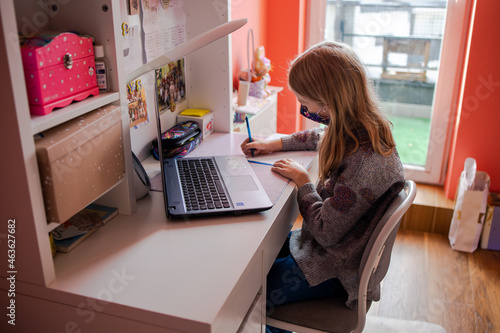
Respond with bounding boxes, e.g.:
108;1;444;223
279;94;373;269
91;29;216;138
281;128;405;309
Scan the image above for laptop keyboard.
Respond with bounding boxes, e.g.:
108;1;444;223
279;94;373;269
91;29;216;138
178;158;231;211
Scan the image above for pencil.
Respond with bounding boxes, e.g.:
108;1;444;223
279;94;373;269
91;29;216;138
245;116;255;157
248;160;274;166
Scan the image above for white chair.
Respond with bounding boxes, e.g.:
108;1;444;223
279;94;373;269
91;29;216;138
266;180;417;333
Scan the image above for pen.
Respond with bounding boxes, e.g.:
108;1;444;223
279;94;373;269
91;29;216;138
245;116;255;157
248;160;274;166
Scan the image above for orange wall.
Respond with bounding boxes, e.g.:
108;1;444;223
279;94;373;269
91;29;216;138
265;0;306;134
231;0;267;90
232;0;306;134
444;0;500;198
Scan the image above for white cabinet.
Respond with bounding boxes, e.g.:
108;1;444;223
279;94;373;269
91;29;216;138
0;0;136;287
233;86;282;138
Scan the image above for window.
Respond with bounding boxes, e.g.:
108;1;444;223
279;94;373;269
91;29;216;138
306;0;472;184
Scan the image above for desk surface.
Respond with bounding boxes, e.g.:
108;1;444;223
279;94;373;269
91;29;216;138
42;132;317;332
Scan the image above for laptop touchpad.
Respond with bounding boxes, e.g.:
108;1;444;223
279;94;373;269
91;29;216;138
225;175;258;191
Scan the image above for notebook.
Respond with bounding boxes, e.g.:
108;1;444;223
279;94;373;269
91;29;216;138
154;97;272;220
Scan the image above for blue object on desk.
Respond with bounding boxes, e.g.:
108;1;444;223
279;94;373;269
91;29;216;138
248;160;274;167
245;116;255;157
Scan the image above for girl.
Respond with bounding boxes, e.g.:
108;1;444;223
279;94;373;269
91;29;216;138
241;41;405;332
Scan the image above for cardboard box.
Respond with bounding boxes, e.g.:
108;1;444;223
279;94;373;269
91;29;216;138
35;105;124;223
177;110;214;140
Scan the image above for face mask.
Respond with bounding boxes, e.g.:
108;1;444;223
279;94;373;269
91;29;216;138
300;104;330;125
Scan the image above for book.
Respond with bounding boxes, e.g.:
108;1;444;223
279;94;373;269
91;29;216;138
50;203;118;253
49;233;56;257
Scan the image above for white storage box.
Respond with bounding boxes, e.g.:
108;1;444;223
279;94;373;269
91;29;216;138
177;110;214;140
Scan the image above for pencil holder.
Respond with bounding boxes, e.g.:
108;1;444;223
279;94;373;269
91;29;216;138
237;80;251;106
151;121;202;160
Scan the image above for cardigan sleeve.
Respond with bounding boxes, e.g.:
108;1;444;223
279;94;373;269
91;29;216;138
281;128;323;151
296;149;401;248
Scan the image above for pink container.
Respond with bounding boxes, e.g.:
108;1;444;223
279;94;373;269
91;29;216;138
21;32;100;116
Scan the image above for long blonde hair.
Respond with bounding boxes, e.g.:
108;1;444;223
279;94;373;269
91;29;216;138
288;41;396;180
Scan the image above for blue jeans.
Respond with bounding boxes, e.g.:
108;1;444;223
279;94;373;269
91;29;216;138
265;234;346;333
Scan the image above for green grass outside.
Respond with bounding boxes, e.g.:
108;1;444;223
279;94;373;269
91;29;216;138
388;115;431;166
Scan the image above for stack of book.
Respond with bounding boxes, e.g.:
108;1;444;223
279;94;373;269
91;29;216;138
50;204;118;253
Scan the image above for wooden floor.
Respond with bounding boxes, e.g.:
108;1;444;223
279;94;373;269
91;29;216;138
290;184;500;332
400;184;456;235
368;230;500;333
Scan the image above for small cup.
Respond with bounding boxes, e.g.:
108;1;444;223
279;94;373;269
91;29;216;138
237;80;251;106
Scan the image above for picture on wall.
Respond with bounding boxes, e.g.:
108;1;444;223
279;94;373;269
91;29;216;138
127;79;148;128
129;0;140;15
155;58;186;114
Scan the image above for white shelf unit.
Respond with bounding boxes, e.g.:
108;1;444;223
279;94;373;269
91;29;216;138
31;92;120;134
0;0;233;289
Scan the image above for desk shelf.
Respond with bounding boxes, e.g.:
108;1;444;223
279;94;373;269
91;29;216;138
31;92;120;134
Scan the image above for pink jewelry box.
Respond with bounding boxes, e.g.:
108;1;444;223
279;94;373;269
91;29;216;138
20;32;100;116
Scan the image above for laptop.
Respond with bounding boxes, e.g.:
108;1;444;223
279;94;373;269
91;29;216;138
161;155;273;218
154;96;273;220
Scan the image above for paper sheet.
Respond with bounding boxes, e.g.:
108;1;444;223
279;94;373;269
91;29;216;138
246;150;317;203
123;24;143;72
141;0;186;63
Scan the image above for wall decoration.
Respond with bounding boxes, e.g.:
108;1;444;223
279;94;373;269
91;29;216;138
155;58;186;114
128;79;149;128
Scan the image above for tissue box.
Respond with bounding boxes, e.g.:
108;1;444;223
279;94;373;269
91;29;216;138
177;110;214;140
35;105;124;223
20;32;100;115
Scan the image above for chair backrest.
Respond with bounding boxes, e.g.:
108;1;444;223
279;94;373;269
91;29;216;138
355;180;416;333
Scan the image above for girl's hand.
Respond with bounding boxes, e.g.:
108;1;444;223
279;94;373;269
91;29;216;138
240;138;282;156
271;159;311;187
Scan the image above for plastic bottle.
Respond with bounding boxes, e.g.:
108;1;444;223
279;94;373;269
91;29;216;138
94;45;110;92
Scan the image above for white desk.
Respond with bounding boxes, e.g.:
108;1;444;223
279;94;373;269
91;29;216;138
10;132;318;333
